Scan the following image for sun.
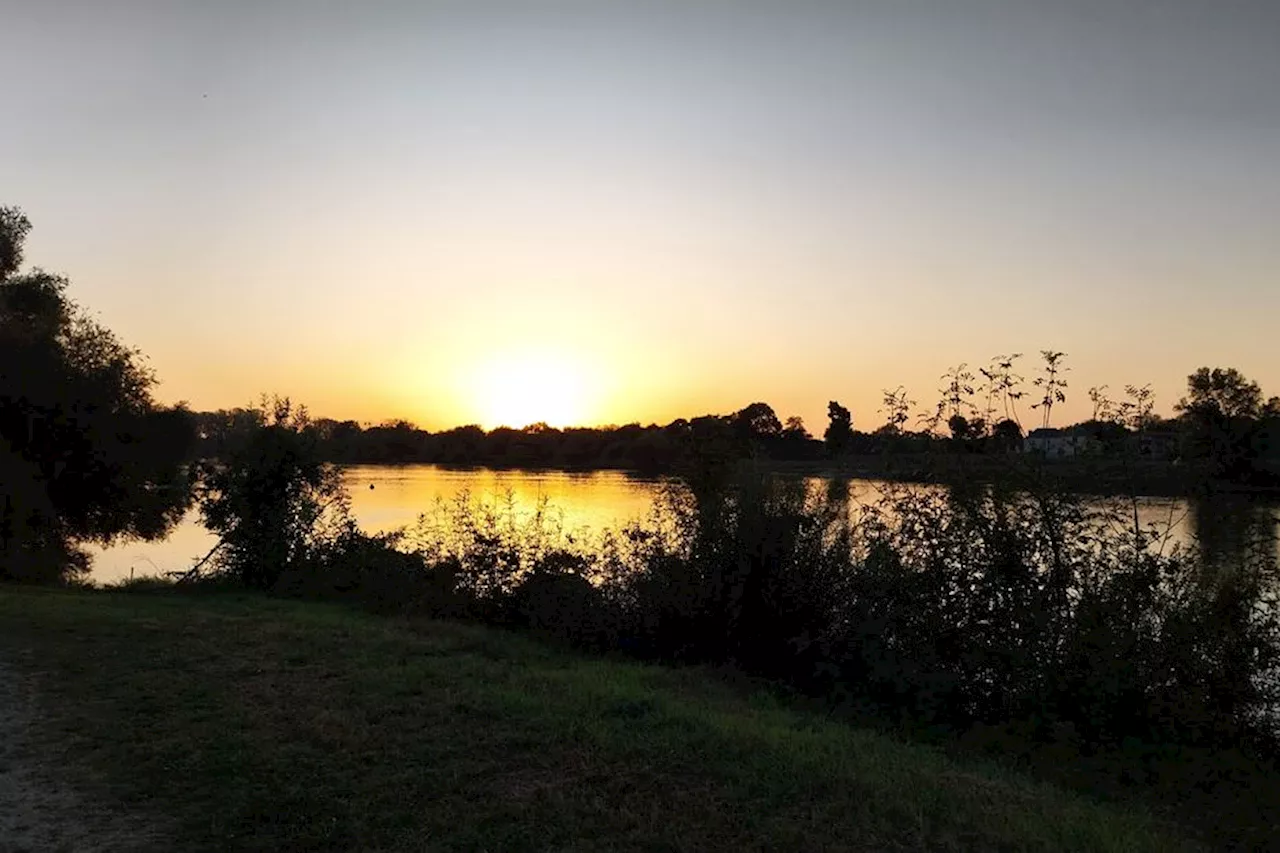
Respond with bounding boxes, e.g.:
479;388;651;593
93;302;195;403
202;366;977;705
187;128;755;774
470;353;592;429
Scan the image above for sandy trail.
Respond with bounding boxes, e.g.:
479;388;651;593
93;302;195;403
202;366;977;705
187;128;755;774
0;656;169;853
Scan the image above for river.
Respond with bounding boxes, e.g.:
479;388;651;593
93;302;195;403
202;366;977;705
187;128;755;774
86;464;1280;584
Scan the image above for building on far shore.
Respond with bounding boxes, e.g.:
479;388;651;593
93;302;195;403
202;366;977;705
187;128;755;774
1022;427;1098;458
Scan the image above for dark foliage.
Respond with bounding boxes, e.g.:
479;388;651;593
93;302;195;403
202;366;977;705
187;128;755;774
197;398;349;590
1177;367;1280;482
0;207;194;582
824;400;853;456
184;353;1280;775
166;350;1280;847
191;405;831;471
509;556;615;649
184;365;1280;497
209;416;1280;762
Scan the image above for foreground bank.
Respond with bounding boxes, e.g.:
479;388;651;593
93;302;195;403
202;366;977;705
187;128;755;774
0;586;1192;853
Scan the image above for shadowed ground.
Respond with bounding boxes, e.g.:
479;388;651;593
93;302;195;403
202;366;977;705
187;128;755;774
0;587;1196;852
0;658;170;853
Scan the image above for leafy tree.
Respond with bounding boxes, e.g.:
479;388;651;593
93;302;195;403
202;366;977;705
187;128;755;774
1264;398;1280;461
680;414;740;504
947;413;971;441
823;401;853;456
197;397;349;589
1;206;194;582
782;415;810;441
1179;368;1265;421
1176;367;1271;479
0;207;32;278
193;407;266;458
1073;419;1128;454
732;402;782;441
991;418;1023;452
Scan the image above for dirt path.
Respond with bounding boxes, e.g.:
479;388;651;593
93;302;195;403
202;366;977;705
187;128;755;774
0;657;169;853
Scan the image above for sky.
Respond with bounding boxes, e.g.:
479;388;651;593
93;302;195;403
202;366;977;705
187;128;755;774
3;1;1278;431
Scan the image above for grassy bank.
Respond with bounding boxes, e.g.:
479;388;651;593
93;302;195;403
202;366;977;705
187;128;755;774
0;586;1195;852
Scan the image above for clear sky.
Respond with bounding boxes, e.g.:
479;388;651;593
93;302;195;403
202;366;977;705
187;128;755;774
4;1;1278;431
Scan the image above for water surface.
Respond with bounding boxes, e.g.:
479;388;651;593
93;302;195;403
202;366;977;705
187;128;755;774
89;466;671;583
87;464;1279;584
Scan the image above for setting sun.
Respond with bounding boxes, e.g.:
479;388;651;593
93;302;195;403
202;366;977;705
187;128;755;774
8;4;1280;847
469;353;594;429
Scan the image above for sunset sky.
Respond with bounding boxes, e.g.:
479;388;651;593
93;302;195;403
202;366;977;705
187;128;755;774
4;1;1278;431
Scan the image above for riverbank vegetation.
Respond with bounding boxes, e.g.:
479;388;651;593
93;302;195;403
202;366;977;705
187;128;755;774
0;206;194;583
155;393;1279;848
5;203;1280;848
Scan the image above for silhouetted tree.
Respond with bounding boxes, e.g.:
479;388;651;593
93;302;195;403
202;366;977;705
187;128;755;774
1118;384;1157;433
1088;385;1112;422
1073;419;1128;455
940;364;976;424
732;402;782;441
676;414;741;504
1264;398;1280;461
0;206;194;582
947;413;971;441
991;418;1023;452
981;353;1025;428
0;207;31;278
1176;367;1272;480
879;387;914;435
193;407;266;458
1032;350;1068;429
198;397;347;589
824;401;853;456
783;415;809;440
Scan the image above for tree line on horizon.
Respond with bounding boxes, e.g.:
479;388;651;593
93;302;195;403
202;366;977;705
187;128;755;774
4;200;1280;586
189;359;1280;481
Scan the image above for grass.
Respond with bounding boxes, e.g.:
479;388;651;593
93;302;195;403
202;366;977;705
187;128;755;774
0;585;1199;852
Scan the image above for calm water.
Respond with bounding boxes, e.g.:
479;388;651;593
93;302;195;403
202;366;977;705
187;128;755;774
89;466;673;584
86;464;1280;584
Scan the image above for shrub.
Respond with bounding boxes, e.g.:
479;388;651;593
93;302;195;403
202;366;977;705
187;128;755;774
509;552;615;649
197;398;347;590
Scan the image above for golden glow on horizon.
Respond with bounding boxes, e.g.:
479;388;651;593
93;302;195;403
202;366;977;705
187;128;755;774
10;4;1280;438
468;352;594;429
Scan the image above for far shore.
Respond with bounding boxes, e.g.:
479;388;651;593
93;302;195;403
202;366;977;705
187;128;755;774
323;454;1280;501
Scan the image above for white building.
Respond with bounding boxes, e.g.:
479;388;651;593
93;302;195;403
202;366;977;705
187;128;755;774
1022;428;1094;458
